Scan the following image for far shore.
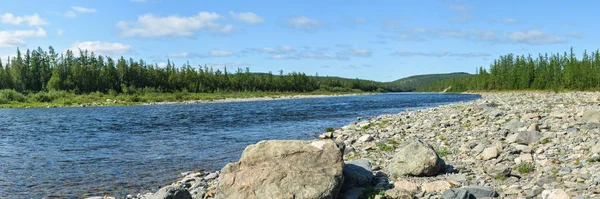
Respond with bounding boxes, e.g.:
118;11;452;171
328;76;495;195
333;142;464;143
0;91;378;109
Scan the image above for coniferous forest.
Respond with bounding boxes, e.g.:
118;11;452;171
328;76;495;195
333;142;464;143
418;48;600;92
0;46;383;106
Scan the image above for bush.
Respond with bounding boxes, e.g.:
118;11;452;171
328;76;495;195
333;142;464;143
377;142;395;151
0;89;26;103
325;127;334;132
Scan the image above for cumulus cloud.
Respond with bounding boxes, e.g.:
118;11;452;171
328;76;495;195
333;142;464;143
117;12;234;37
69;41;134;55
287;16;322;30
57;28;64;36
506;30;566;45
1;13;48;26
72;6;97;13
210;50;232;57
393;50;490;57
0;27;47;48
229;11;263;24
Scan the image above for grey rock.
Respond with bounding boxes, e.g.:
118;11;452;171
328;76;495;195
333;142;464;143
342;159;374;189
567;128;579;133
150;185;192;199
504;120;528;131
515;131;542;145
203;172;218;180
217;140;344;199
385;188;414;199
388;140;445;177
441;186;499;199
582;110;600;124
489;110;504;118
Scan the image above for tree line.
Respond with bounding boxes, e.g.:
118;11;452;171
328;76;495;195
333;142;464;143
418;48;600;92
0;46;382;95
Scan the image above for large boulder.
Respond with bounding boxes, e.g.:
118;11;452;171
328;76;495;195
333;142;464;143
582;110;600;124
441;186;498;199
150;185;192;199
515;131;541;145
388;140;445;177
217;140;344;199
342;159;373;189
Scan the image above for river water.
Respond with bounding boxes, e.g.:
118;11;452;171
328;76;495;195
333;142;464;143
0;93;480;198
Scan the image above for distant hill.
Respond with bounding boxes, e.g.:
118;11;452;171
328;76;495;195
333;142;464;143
382;72;472;92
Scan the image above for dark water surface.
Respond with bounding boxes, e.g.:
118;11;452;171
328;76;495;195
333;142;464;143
0;93;480;198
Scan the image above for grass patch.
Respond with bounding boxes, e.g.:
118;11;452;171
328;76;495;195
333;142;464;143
574;159;581;166
359;187;386;199
361;125;371;130
494;174;508;181
586;157;599;163
325;127;335;132
517;162;534;174
377;142;395;151
438;148;450;157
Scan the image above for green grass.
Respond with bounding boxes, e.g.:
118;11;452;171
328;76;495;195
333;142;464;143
586;157;599;163
377;142;395;151
574;159;581;166
517;162;534;174
359;187;386;199
493;174;508;181
438;148;450;157
0;89;371;108
325;127;335;132
539;137;551;144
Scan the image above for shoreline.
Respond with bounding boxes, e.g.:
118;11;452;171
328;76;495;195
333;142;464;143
0;92;376;109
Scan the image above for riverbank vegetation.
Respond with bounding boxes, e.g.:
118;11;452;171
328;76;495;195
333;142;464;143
0;46;382;107
419;48;600;92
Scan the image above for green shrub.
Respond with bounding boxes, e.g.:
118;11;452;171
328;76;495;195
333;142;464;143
0;89;26;103
586;157;599;163
325;127;334;132
518;162;534;174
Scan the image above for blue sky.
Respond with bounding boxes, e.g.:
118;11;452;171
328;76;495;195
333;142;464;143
0;0;597;81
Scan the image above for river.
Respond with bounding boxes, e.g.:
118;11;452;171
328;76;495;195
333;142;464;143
0;93;480;198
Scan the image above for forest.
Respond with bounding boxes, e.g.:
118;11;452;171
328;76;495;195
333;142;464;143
0;46;383;104
419;48;600;92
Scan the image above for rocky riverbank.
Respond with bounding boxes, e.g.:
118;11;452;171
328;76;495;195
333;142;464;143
123;92;600;199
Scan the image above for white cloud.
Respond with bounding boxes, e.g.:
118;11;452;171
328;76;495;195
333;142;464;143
117;12;234;37
253;45;295;54
210;50;232;57
0;27;48;48
349;48;372;57
300;52;349;60
157;62;167;67
288;16;322;30
72;6;97;13
269;54;298;60
1;13;48;26
168;52;189;58
57;28;64;36
64;10;77;18
69;41;134;55
229;11;263;24
506;30;566;45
